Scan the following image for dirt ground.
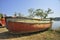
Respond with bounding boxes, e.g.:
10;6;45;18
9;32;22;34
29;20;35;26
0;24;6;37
0;27;60;40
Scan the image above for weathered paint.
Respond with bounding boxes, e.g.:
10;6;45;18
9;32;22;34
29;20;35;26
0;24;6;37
6;17;52;33
7;21;52;33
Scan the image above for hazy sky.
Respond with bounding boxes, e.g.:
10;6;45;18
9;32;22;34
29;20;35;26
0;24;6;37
0;0;60;17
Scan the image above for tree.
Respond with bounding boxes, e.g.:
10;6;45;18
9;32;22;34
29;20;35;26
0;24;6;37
0;13;3;17
35;8;53;19
28;8;53;19
0;13;3;19
44;8;53;18
28;8;35;18
18;13;24;17
14;12;17;17
34;9;44;19
14;12;24;17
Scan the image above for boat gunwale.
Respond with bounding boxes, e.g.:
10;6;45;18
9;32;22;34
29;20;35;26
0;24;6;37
7;21;52;24
5;17;52;24
5;17;51;21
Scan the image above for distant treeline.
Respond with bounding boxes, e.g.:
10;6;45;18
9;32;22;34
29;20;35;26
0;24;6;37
51;17;60;21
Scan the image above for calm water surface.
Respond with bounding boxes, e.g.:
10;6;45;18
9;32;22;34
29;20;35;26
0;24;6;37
52;21;60;30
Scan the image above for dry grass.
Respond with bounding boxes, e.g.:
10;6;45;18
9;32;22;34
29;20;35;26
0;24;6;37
0;27;60;40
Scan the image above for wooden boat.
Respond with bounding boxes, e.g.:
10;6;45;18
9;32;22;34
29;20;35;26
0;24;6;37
5;17;52;33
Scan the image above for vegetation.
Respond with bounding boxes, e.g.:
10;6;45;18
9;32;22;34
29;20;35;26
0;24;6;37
14;12;24;17
43;8;53;18
2;8;53;19
0;13;3;17
0;13;3;19
28;8;35;18
14;12;17;17
34;9;44;19
28;8;53;19
18;13;23;17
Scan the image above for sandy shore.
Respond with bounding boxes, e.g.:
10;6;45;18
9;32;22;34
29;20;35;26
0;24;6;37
0;27;60;40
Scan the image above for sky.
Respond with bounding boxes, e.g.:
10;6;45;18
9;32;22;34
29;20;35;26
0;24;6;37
0;0;60;17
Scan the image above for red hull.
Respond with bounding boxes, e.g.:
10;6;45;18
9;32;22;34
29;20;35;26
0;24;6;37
6;22;52;33
6;17;52;33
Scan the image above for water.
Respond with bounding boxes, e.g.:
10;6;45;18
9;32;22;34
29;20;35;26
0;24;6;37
52;21;60;30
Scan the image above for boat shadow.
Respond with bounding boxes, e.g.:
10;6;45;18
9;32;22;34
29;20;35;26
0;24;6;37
0;28;49;39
